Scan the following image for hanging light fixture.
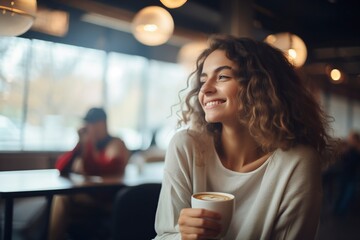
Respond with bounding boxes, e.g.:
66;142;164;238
160;0;188;9
177;40;208;72
325;65;345;84
330;68;341;81
0;0;37;36
132;6;174;46
264;32;307;68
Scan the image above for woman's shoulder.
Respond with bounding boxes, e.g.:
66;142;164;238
274;144;320;169
279;145;318;158
170;129;212;146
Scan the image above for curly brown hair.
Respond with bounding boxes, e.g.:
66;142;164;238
179;34;335;160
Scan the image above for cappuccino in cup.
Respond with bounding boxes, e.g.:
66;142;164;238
193;193;232;201
191;192;235;239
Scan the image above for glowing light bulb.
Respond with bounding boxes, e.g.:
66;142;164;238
143;24;158;32
160;0;187;9
330;69;341;81
132;6;174;46
288;48;297;59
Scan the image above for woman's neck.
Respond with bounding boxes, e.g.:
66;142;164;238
217;125;269;172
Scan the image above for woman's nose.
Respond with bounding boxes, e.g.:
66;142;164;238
200;80;216;94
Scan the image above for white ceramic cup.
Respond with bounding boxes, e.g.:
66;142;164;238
191;192;235;239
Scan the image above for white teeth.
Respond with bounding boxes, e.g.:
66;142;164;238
205;101;223;107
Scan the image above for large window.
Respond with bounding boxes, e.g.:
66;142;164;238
3;37;358;152
0;37;29;150
0;37;187;151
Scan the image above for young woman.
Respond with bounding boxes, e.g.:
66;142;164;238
154;35;336;240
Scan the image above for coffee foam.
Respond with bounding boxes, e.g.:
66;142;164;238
195;193;231;201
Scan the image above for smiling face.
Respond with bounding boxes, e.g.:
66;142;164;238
198;50;241;125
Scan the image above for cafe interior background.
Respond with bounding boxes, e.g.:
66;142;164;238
0;0;359;156
0;0;360;238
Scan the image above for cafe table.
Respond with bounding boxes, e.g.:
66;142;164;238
0;162;164;240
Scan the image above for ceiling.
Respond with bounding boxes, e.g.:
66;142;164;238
24;0;360;98
251;0;360;99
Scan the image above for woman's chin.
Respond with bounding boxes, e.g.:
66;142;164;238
205;117;220;124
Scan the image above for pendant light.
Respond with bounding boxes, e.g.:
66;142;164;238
178;41;208;72
264;32;307;68
0;0;37;36
160;0;187;9
132;6;174;46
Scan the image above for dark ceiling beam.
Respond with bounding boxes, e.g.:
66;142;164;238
313;47;360;60
55;0;208;46
221;0;254;38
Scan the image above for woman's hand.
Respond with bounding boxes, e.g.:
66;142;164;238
178;208;222;240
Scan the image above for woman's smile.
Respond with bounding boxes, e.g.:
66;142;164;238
204;99;226;109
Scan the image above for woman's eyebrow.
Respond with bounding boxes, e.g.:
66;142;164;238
215;65;233;72
200;65;233;78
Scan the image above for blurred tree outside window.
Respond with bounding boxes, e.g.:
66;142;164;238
0;37;29;150
0;37;187;151
146;60;188;149
106;52;146;150
24;40;105;150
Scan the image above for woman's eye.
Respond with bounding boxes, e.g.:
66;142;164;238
218;75;229;80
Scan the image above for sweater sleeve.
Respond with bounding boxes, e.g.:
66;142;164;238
154;130;201;240
272;147;322;240
55;143;81;175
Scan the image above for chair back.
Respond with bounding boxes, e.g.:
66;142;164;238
112;183;162;240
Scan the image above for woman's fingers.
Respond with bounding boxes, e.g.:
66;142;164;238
180;225;221;239
178;208;222;240
179;216;221;232
183;208;221;219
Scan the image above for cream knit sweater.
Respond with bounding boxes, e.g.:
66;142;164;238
154;129;322;240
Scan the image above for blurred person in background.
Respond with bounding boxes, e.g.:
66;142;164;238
49;107;130;240
333;131;360;215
